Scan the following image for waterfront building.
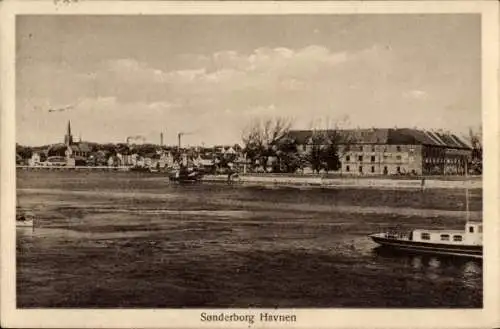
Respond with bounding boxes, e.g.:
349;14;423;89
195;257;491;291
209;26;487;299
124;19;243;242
107;155;116;167
159;152;175;168
28;153;41;166
120;154;133;166
16;154;24;165
286;128;472;176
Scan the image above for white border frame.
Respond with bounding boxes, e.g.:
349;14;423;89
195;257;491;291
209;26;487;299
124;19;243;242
1;1;499;328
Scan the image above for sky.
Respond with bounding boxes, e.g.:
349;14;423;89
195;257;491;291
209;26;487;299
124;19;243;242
16;14;481;146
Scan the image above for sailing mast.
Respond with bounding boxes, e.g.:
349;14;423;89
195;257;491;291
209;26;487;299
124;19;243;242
465;158;470;221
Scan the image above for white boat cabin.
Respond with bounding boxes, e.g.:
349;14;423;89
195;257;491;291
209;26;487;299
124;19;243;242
412;221;482;245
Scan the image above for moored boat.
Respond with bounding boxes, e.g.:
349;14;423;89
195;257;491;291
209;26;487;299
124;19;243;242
369;221;482;259
169;166;204;183
130;166;153;173
370;172;482;259
16;211;35;228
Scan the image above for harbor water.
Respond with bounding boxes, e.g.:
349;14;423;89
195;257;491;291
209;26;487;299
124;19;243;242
16;171;482;308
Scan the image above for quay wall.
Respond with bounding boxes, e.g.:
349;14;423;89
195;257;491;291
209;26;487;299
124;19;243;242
16;165;131;172
202;174;482;189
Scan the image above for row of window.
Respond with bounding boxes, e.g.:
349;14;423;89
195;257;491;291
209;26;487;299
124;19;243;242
301;145;414;153
421;233;463;242
345;155;406;162
424;157;466;164
345;165;401;174
344;145;412;153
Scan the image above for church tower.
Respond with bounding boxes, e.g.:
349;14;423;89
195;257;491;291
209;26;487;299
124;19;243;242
64;120;74;146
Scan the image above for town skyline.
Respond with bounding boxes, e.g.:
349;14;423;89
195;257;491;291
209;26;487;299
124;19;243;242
16;118;475;149
17;14;481;146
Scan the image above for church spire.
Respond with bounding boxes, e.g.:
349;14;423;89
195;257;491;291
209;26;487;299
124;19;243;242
64;120;73;146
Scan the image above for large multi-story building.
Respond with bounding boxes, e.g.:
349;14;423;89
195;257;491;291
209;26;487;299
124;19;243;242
287;128;472;175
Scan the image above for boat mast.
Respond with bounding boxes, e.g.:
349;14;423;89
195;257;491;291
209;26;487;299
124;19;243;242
465;157;470;221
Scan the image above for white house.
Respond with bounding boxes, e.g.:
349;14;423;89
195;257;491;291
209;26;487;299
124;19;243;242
28;153;41;167
107;156;114;167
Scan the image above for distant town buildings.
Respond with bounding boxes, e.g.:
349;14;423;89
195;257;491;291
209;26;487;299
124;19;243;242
18;121;476;176
22;120;245;173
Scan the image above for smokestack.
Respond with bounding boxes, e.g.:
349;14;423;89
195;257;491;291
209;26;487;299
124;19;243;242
160;132;164;146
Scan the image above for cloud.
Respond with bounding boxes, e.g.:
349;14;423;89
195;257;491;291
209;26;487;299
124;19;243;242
245;104;279;117
97;45;355;90
23;43;475;146
164;68;207;83
75;97;181;118
403;89;429;100
68;45;358;111
50;44;396;143
206;46;349;77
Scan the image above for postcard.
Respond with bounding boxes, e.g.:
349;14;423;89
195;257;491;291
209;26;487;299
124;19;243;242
1;1;499;328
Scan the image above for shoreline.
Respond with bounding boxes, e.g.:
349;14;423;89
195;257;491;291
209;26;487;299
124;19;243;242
16;166;482;189
202;174;482;190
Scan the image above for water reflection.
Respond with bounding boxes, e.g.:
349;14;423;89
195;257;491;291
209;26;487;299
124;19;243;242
373;246;481;264
461;261;482;288
372;246;482;285
16;226;35;236
412;257;422;269
426;258;441;280
429;257;441;268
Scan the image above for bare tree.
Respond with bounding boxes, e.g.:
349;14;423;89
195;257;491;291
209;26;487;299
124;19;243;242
242;117;293;172
468;126;482;149
468;126;482;174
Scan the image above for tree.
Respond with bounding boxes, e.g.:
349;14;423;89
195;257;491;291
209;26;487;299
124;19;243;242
241;117;293;172
304;116;352;174
322;128;352;173
115;143;131;155
468;126;482;174
322;142;340;172
274;137;301;173
95;143;117;157
305;130;326;174
16;144;33;159
135;144;158;157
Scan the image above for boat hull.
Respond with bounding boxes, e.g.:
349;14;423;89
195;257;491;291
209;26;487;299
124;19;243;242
169;178;201;183
16;219;34;228
168;170;203;183
370;235;482;259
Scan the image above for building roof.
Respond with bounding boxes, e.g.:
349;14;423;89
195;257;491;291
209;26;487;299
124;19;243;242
198;154;213;160
286;128;471;149
68;142;91;153
77;142;91;153
74;155;87;161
